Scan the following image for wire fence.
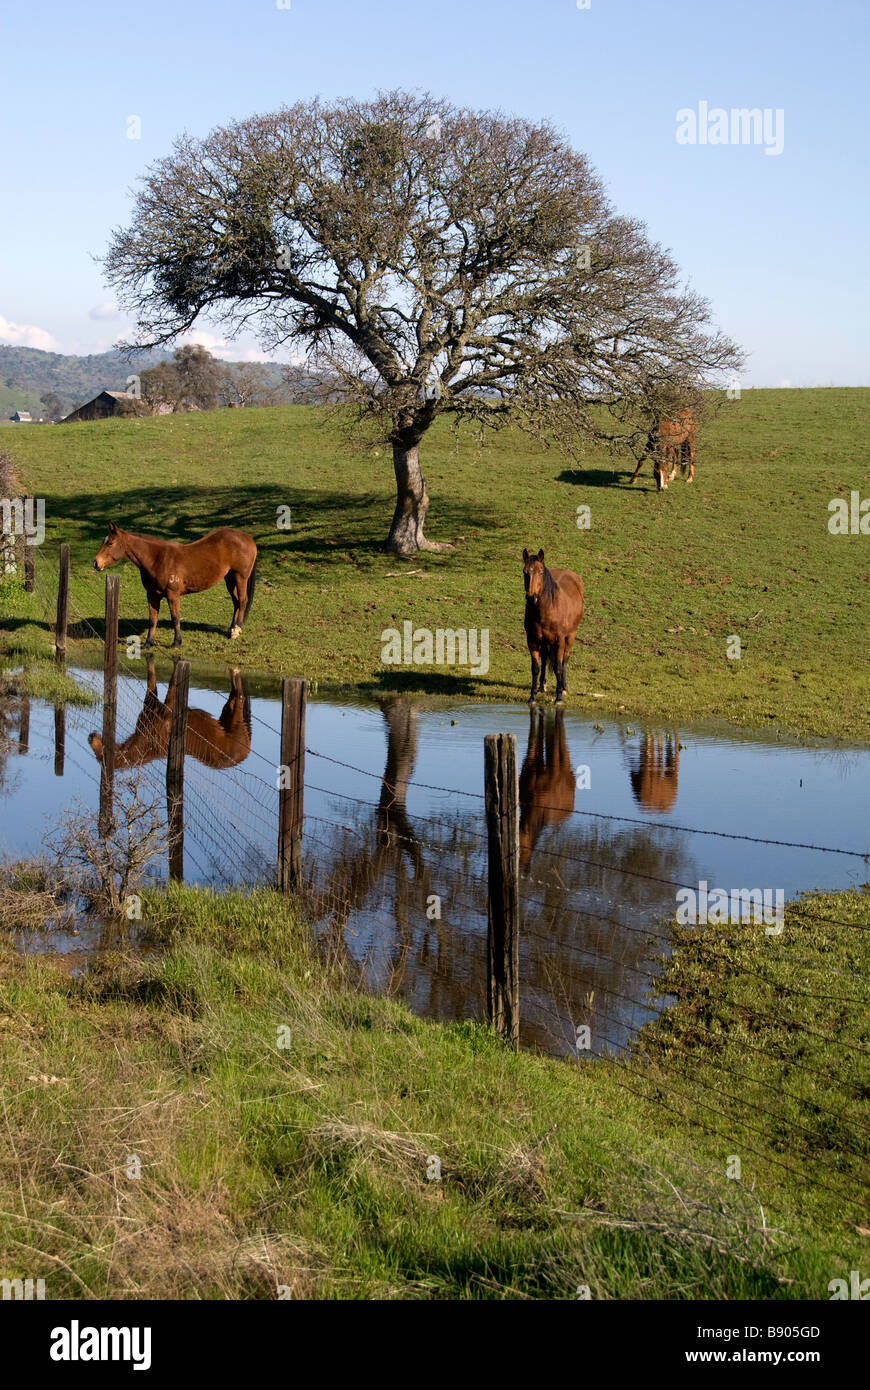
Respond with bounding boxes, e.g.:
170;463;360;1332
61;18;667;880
2;539;869;1220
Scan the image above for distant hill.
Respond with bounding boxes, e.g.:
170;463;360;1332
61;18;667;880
0;381;45;420
0;344;174;418
0;344;334;419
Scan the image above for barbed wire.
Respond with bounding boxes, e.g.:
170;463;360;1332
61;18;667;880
304;747;869;859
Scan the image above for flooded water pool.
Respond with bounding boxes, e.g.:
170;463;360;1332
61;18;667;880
1;662;867;1056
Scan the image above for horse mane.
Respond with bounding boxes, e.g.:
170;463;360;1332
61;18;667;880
541;564;558;603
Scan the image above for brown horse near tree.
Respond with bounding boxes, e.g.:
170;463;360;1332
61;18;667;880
89;660;251;771
629;409;696;490
92;522;257;647
523;548;584;704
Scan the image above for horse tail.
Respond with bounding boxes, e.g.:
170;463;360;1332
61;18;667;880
244;558;257;618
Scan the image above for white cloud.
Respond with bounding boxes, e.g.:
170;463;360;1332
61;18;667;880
180;329;230;353
177;333;295;364
88;302;120;321
0;315;61;352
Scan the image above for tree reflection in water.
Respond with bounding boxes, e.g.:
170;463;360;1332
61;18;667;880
305;700;700;1057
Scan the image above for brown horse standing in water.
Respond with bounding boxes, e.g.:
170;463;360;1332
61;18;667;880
629;410;696;491
89;659;251;770
92;522;257;648
523;548;584;705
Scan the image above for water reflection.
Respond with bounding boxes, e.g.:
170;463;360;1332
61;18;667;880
0;689;28;794
519;709;576;868
3;669;867;1060
87;659;251;771
626;730;680;812
310;696;447;999
304;698;699;1055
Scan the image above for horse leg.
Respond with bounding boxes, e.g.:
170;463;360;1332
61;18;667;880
166;591;182;648
554;637;568;705
225;572;244;639
684;437;695;483
528;648;541;703
629;454;647;484
560;633;576;697
144;590;161;649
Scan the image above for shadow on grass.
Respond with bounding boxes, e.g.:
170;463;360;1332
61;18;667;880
38;484;496;566
557;467;646;489
364;670;509;697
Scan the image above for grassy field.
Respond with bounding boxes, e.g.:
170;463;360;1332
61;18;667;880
0;877;866;1300
2;387;869;740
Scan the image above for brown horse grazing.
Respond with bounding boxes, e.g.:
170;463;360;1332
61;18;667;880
523;548;584;705
89;659;251;771
92;522;257;648
519;708;576;868
629;410;696;491
629;731;680;812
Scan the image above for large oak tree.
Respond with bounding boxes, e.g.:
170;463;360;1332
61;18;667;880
105;91;742;555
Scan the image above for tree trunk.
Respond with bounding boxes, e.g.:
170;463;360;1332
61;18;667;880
383;441;451;556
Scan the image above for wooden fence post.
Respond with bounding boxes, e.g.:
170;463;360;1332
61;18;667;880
166;659;190;881
103;574;119;707
0;500;14;580
278;677;307;892
24;498;35;593
484;733;520;1049
55;543;69;658
98;575;120;836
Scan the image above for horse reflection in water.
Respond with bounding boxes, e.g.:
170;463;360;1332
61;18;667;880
519;708;576;868
88;658;251;770
628;731;680;813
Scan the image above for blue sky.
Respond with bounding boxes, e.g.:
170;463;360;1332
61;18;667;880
1;0;867;384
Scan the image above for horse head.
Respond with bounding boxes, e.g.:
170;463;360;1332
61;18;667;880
522;547;547;601
93;521;126;571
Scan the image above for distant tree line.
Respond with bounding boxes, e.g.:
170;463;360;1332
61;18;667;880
124;345;341;415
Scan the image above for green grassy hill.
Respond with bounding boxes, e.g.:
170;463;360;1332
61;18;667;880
0;383;45;419
0;343;171;408
4;387;869;740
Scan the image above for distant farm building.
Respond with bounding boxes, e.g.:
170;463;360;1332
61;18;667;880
61;391;197;422
10;410;33;422
61;391;142;423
